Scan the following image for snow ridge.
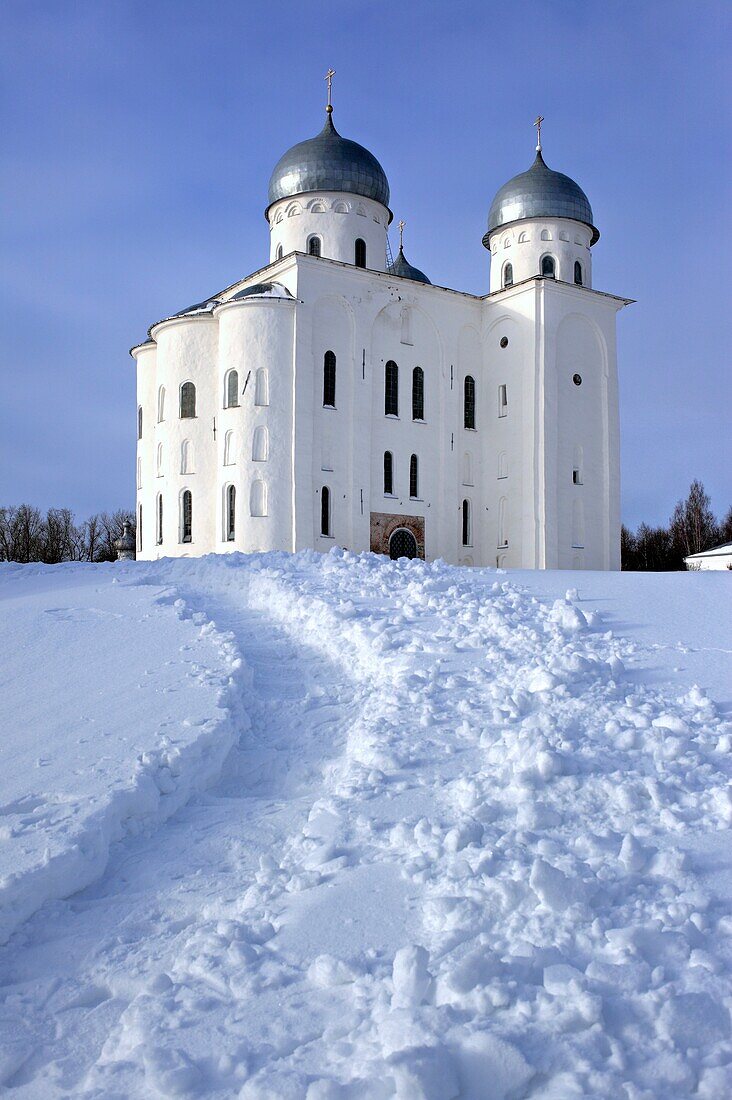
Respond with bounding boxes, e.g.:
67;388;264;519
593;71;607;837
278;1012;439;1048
0;572;250;946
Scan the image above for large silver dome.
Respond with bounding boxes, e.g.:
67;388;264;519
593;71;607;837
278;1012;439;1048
267;111;390;215
484;151;598;246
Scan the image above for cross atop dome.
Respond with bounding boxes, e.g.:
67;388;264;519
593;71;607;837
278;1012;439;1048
325;68;336;113
534;115;544;153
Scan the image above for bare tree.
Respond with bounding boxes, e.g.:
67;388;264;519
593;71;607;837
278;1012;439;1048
669;480;720;560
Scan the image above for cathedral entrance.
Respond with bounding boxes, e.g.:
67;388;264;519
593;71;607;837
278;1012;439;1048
370;512;425;559
389;528;418;560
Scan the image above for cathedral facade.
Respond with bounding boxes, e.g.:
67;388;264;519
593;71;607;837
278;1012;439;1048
132;101;630;568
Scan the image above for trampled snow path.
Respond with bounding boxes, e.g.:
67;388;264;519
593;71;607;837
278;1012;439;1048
1;552;731;1099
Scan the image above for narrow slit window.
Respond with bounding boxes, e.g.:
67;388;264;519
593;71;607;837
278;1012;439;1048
276;244;283;260
574;260;583;286
156;493;163;545
321;486;331;536
385;360;398;416
383;450;393;494
323;350;336;407
226;485;236;541
354;238;366;268
138;504;142;550
255;368;269;406
462;499;471;546
409;454;419;499
412;366;424;420
498;384;508;417
503;262;513;288
137;405;143;440
181;490;192;543
464;375;476;429
180;382;196;418
157;386;165;423
225;370;239;408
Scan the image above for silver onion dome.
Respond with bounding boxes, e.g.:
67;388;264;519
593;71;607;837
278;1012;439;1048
387;246;431;284
267;110;391;215
483;151;598;246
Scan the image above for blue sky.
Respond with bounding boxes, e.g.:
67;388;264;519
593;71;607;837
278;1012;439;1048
1;0;730;528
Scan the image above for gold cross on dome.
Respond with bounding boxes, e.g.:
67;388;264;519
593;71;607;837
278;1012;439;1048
397;220;406;249
325;68;336;109
534;115;544;151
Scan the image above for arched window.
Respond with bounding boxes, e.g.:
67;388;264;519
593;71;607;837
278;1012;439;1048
157;386;165;423
181;490;192;544
276;244;283;260
462;499;471;546
354;238;366;268
226;485;236;542
574;260;583;286
462;452;473;486
498;451;508;479
540;228;552;241
412;366;424;421
180;381;196;418
138;504;142;550
498;497;508;548
320;486;331;536
503;262;513;288
464;376;476;430
498;384;508;417
225;370;239;409
252;425;269;462
137;405;143;440
181;439;193;474
385;360;398;416
156;442;163;477
307;235;321;257
409;454;419;499
541;255;556;278
255;368;269;406
573;445;584;486
223;429;235;466
136;456;142;489
572;500;585;548
323;351;336;407
250;479;267;517
383;451;393;494
156;493;163;545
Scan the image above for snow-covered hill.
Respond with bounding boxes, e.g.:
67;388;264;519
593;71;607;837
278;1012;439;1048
0;552;730;1099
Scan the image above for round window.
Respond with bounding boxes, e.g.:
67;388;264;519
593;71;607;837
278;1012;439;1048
573;373;582;386
500;336;509;349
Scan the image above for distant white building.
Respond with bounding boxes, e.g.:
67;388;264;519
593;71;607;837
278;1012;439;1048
684;542;732;571
132;94;631;568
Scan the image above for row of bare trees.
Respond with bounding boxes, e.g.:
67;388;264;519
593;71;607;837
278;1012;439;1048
0;506;135;564
622;481;731;571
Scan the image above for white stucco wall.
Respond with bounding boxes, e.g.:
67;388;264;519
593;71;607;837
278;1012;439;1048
267;192;389;270
133;235;626;569
486;218;593;293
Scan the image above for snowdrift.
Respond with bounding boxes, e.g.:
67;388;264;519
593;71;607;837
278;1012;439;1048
0;551;730;1098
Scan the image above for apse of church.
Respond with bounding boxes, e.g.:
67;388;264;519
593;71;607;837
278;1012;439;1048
132;75;630;569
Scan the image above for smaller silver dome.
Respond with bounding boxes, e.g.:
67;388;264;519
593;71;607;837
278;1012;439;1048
387;246;431;285
484;151;598;246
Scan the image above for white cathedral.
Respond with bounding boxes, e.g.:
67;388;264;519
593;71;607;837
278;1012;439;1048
132;87;631;568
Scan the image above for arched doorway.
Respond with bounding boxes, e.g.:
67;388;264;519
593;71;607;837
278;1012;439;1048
389;528;418;560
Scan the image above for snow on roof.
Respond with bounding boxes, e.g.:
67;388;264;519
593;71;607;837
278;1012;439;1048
685;541;732;560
